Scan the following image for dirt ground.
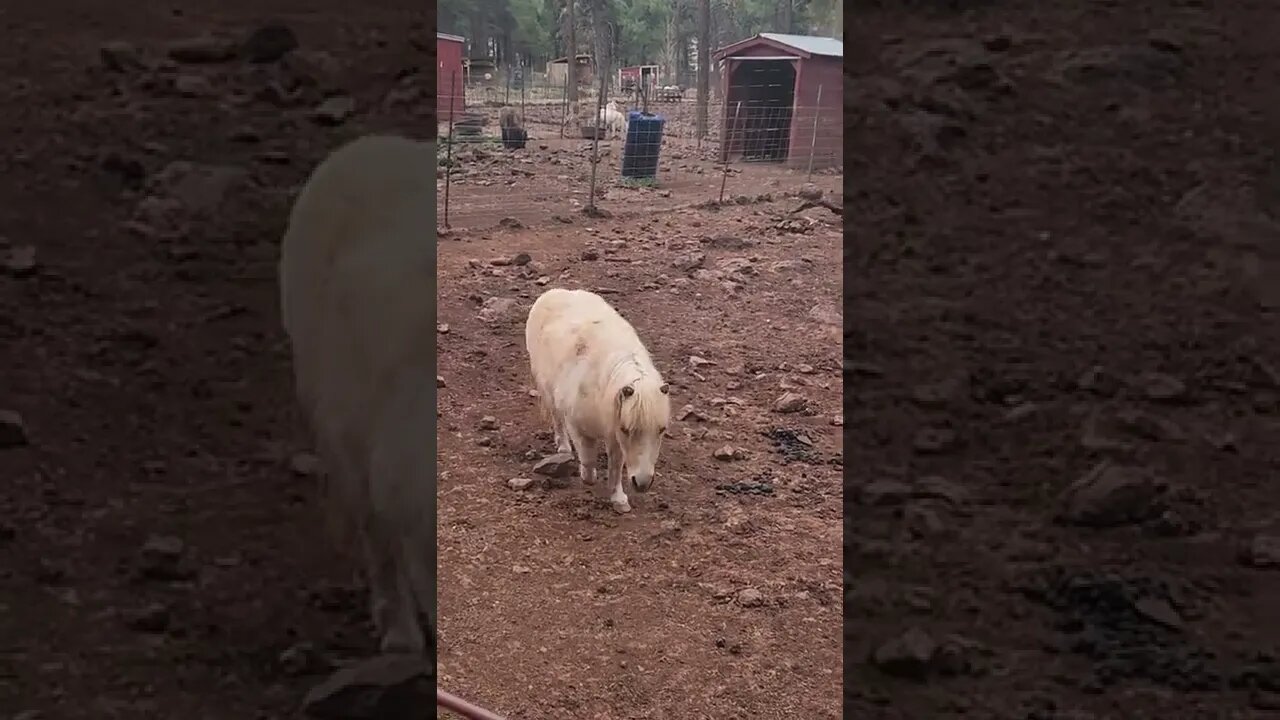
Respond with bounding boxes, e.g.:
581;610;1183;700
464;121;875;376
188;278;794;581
847;2;1280;719
435;201;844;719
0;2;435;718
0;3;843;720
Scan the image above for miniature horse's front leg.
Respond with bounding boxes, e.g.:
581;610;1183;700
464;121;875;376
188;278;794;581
606;439;630;514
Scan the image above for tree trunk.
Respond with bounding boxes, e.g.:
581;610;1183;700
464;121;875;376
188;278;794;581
663;0;680;86
588;0;610;98
566;0;578;102
695;0;709;138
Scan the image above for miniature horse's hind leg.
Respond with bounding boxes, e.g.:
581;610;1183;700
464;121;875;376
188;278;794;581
564;422;599;494
540;388;573;454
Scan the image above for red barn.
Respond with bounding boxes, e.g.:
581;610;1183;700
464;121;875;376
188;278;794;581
618;64;659;92
437;33;466;122
712;33;843;169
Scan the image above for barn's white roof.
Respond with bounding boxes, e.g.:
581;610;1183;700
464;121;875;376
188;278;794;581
759;33;843;58
438;33;466;43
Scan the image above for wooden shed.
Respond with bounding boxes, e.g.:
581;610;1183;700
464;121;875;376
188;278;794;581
437;33;466;122
618;64;659;92
712;33;843;168
546;54;594;88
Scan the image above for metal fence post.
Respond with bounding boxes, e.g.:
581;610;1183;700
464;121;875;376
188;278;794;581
806;85;823;183
587;70;607;214
444;71;457;229
718;100;741;204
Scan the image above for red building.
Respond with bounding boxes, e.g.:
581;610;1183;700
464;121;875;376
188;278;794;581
437;33;466;122
618;64;659;92
711;33;843;169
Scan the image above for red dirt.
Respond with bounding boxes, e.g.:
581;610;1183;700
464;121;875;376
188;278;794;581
0;2;432;718
435;202;844;719
847;2;1280;718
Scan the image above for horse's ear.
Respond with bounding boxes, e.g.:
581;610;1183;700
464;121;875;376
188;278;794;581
659;383;669;394
620;385;635;400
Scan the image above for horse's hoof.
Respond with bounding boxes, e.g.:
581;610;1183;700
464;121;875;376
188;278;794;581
611;500;632;514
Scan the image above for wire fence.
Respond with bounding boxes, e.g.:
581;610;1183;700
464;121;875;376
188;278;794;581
437;68;842;230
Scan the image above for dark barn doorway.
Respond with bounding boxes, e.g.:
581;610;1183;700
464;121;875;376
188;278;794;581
725;58;796;162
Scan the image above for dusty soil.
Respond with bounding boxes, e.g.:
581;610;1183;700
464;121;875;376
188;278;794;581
435;199;844;719
437;98;842;231
847;2;1280;718
0;2;434;718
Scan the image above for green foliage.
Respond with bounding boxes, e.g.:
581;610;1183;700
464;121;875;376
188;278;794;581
439;0;841;69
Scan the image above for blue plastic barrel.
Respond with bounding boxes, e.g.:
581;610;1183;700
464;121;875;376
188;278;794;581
621;111;665;180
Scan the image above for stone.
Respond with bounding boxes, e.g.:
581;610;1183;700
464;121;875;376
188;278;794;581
689;355;716;368
912;427;961;454
0;410;29;449
123;602;170;633
1132;596;1183;631
150;161;247;215
712;445;742;461
772;392;807;413
242;23;299;63
507;477;536;491
932;635;991;677
302;653;432;720
1114;408;1184;441
138;534;193;581
99;41;145;72
1241;534;1280;569
312;96;355;126
167;36;238;64
872;627;937;680
672;251;706;272
477;296;521;323
2;245;37;277
1059;463;1164;527
436;375;446;388
676;404;707;422
1137;372;1187;402
736;588;764;607
476;416;499;430
173;74;216;98
533;453;576;479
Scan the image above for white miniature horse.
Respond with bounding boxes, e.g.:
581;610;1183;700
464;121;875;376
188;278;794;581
525;288;670;513
279;134;436;655
599;101;628;139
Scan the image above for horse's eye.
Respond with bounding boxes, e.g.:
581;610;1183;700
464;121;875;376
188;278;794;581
621;427;630;436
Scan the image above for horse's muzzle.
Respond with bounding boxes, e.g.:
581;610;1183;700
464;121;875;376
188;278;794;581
630;474;653;493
